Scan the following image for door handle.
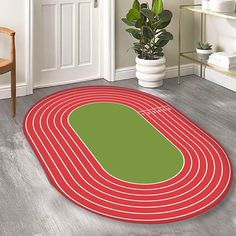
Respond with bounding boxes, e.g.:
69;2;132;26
94;0;98;8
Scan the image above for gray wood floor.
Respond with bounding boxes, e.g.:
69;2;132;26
0;75;235;236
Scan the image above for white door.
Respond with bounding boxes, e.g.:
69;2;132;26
33;0;101;88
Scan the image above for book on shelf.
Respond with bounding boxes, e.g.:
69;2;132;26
208;52;236;70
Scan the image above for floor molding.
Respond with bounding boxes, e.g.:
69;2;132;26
115;66;136;81
115;64;194;81
194;64;236;92
34;76;101;89
166;64;194;79
0;83;28;100
3;63;235;99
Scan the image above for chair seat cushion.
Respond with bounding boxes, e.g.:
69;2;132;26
0;58;12;74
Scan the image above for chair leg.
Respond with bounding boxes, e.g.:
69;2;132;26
11;68;16;117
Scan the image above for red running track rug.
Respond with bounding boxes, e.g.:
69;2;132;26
23;86;232;224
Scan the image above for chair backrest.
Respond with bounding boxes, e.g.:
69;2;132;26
0;27;15;36
0;27;15;63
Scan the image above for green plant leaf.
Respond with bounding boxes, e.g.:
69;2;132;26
127;8;141;21
197;41;212;50
140;9;154;22
156;10;173;29
133;42;144;54
135;17;145;28
132;0;140;11
160;10;173;22
143;26;155;40
158;31;173;40
122;18;136;26
154;47;163;52
141;3;148;9
133;42;142;49
152;0;163;15
156;39;169;47
126;28;141;40
157;52;164;57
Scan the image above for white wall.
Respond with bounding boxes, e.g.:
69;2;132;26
0;0;28;86
194;0;236;92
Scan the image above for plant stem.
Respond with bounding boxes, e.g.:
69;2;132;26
141;26;145;59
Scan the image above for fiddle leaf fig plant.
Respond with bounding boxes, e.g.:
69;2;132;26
122;0;173;60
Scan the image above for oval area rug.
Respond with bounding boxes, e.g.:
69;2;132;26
23;86;233;224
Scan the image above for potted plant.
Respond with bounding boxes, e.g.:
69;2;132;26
122;0;173;88
196;42;213;59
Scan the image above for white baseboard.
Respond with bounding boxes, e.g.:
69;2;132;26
166;64;194;79
0;76;101;99
193;64;201;77
0;83;28;100
34;76;101;89
2;64;234;99
115;64;194;81
115;66;136;81
194;64;236;92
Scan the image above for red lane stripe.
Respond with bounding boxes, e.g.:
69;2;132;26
23;86;232;224
58;93;194;189
24;89;227;202
36;90;192;191
24;89;227;196
40;95;195;198
53;99;205;203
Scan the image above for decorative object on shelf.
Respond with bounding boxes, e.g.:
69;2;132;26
202;0;211;10
196;41;213;59
210;0;235;13
208;52;236;70
122;0;173;88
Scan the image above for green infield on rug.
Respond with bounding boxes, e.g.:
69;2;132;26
69;103;183;184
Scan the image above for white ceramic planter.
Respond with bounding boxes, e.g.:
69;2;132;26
136;56;166;88
196;48;213;55
196;48;213;59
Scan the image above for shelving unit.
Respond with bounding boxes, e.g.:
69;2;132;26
178;4;236;84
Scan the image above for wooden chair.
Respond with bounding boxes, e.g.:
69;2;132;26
0;27;16;117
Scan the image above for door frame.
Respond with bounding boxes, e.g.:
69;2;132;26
26;0;115;95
